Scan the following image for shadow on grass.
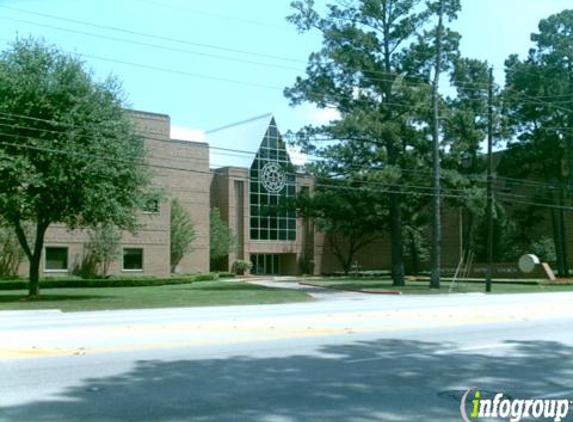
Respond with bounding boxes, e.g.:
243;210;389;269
0;294;112;304
2;339;573;422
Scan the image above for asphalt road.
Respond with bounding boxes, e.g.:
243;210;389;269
1;289;573;422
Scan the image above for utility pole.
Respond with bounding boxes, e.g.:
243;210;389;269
430;0;444;289
485;67;494;293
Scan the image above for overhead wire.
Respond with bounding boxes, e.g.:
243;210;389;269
3;109;573;197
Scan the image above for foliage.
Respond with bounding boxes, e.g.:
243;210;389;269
170;198;197;271
501;10;573;276
75;224;122;279
0;273;219;290
296;178;387;274
232;260;252;275
473;203;522;263
0;221;27;278
209;208;234;269
530;236;557;264
403;225;430;275
0;37;151;296
192;273;219;281
285;0;462;285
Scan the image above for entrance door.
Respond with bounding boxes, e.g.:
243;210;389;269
250;254;280;275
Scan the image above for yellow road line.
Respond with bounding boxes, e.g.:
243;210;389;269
0;315;516;360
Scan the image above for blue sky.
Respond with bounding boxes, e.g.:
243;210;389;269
0;0;570;136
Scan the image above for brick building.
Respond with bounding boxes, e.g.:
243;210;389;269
17;110;465;278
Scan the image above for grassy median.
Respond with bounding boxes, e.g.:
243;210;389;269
0;280;313;312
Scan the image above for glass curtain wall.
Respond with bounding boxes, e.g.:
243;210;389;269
249;118;296;241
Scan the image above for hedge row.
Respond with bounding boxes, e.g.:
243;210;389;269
0;272;230;290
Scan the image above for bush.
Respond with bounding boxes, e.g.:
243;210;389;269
531;236;557;263
171;198;197;272
232;260;252;275
0;273;218;290
76;224;121;279
210;208;234;270
193;273;219;281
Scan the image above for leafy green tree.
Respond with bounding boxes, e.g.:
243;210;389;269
297;177;387;274
79;224;122;278
209;208;234;270
442;58;492;261
170;198;197;272
502;10;573;277
285;0;461;285
0;38;151;296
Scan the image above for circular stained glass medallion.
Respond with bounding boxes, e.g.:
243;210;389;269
260;162;286;193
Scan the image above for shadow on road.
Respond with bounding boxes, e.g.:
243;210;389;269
2;339;573;422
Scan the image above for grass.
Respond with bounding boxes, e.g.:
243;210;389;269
304;277;573;295
0;281;312;312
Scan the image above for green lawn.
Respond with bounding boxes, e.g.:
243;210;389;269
304;278;573;295
0;281;313;312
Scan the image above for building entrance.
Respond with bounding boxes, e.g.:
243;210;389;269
250;254;280;275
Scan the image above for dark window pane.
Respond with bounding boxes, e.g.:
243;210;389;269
123;248;143;270
45;247;68;271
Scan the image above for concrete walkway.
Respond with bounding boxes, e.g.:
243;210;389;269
243;276;371;301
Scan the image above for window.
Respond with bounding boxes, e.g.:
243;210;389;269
45;247;68;271
249;118;296;241
251;254;280;275
123;248;143;271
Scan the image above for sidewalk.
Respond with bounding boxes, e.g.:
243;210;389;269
243;277;378;301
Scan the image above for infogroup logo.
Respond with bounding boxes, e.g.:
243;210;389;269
460;388;571;422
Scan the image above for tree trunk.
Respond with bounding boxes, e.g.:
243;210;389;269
27;221;48;298
28;253;41;297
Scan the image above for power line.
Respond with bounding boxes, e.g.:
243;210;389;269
4;109;573;195
0;8;505;95
0;16;302;73
128;0;294;32
0;5;304;64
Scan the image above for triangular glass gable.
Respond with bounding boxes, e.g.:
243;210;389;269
249;118;297;241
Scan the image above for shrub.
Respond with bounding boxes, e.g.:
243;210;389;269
193;273;219;281
77;224;121;278
210;208;234;270
531;236;557;263
171;198;197;272
232;260;252;275
0;273;218;290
